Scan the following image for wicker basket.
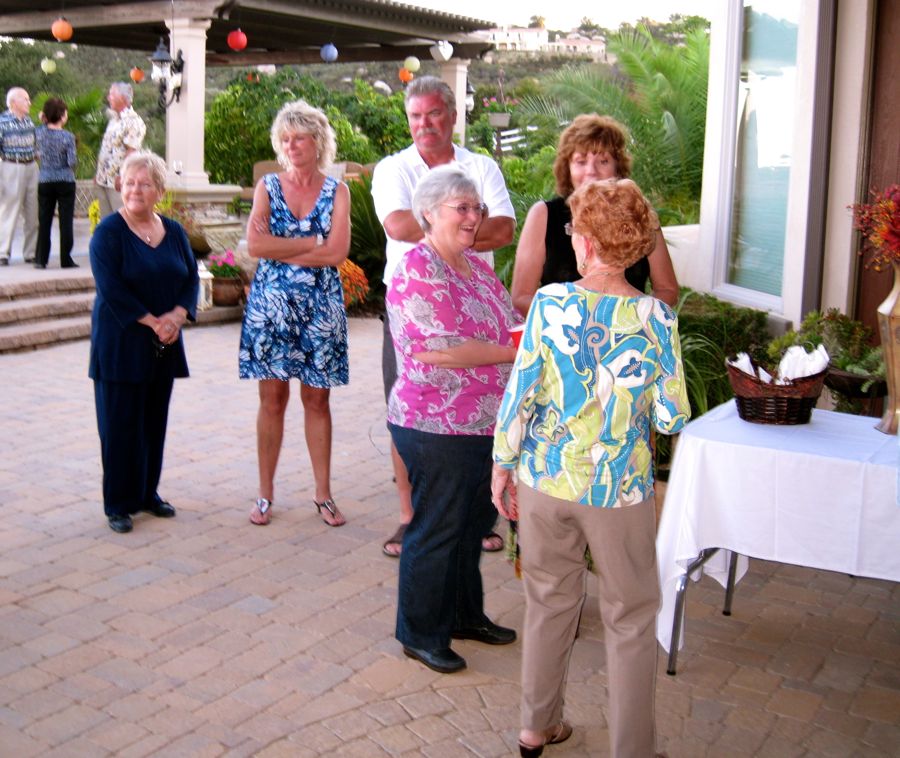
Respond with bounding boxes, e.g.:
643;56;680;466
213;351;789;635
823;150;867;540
726;362;827;425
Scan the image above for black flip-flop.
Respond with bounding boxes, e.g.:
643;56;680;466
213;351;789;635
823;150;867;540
481;531;504;552
382;523;407;557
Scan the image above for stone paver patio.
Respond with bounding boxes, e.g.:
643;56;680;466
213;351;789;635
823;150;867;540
0;296;898;755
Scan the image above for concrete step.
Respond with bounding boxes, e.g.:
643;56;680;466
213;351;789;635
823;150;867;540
0;314;92;353
0;292;95;326
0;272;95;302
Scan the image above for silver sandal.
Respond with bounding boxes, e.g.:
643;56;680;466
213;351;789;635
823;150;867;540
314;498;345;527
250;497;272;525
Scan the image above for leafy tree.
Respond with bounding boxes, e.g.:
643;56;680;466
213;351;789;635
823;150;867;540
529;16;546;29
337;80;409;158
578;18;603;37
520;24;710;223
205;70;359;185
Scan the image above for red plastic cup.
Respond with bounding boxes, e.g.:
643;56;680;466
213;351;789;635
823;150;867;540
510;324;525;349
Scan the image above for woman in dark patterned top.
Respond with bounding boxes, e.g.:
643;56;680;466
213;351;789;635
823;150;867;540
34;97;78;269
510;114;678;316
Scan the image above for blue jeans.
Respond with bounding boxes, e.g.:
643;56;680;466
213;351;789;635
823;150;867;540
389;424;496;650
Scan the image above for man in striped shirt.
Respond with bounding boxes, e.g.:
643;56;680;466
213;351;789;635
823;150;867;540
0;87;38;265
0;87;38;266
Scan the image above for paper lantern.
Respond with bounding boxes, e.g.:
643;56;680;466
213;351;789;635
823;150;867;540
398;67;414;84
40;58;57;74
51;17;73;42
320;43;338;63
429;41;453;62
403;56;420;73
130;67;145;83
227;28;247;52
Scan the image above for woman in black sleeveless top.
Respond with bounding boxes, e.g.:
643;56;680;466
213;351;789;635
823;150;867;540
511;114;678;316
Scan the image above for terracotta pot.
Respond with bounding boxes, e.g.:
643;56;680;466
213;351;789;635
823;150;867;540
212;277;243;307
875;260;900;434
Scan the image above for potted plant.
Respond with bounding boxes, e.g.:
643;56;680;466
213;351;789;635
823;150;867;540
850;184;900;432
207;249;244;307
766;309;885;414
483;97;512;128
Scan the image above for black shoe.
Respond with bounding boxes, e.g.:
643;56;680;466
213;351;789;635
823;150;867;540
142;499;176;518
61;261;79;268
402;645;466;673
33;262;46;269
108;515;133;533
452;621;517;645
24;257;35;263
0;259;8;266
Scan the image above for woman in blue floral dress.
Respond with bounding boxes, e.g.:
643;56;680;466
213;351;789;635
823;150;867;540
239;100;350;528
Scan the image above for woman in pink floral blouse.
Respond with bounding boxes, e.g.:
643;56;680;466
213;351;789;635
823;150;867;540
386;165;522;674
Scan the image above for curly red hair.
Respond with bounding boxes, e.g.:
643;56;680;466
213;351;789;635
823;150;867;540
568;179;657;268
553;114;632;197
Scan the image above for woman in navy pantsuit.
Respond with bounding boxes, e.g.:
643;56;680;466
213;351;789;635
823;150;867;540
89;151;198;533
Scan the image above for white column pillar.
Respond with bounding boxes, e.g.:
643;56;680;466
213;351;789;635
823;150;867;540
439;59;470;146
165;17;211;190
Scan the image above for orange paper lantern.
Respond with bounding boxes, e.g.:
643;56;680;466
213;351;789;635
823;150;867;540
398;67;414;84
51;17;73;42
130;67;145;83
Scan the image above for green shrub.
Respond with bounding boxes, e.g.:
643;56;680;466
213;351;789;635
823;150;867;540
205;71;412;187
346;175;387;303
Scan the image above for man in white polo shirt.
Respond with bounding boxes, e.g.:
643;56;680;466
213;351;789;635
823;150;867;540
372;75;515;558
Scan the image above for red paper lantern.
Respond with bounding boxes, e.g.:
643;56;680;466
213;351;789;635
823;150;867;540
398;67;414;84
130;67;145;83
51;17;73;42
227;28;248;52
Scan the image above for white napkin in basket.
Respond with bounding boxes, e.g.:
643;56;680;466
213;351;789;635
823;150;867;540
776;344;830;384
728;352;773;383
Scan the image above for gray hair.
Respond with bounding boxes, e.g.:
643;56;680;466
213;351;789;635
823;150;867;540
120;150;167;193
110;82;134;105
271;99;336;170
412;165;480;232
6;87;26;108
404;75;455;113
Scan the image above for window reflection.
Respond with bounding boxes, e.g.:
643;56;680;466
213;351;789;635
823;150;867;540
727;2;800;295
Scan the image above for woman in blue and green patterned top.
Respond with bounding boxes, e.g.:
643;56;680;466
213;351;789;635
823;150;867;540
491;178;690;758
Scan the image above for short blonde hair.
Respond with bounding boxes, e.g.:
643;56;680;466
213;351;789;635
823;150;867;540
553;114;632;197
271;100;336;170
568;179;657;268
120;150;167;193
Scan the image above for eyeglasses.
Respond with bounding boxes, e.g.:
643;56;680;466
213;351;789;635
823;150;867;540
564;222;580;237
442;203;488;216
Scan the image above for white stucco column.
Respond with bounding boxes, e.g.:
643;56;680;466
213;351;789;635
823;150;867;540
439;59;470;145
165;16;211;190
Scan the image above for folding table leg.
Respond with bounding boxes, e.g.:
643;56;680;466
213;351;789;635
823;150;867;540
723;550;739;616
666;547;720;675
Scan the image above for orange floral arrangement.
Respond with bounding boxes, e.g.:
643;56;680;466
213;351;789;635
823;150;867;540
851;184;900;271
338;259;369;308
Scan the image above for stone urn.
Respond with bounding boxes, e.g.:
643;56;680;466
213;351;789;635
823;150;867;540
212;276;243;307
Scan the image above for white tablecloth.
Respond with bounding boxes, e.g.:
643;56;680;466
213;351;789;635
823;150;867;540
656;401;900;652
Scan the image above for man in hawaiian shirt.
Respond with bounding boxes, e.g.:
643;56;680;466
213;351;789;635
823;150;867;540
0;87;38;265
94;82;146;218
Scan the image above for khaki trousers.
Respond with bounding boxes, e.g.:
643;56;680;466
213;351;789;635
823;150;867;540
518;485;660;758
96;184;123;219
0;160;38;261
